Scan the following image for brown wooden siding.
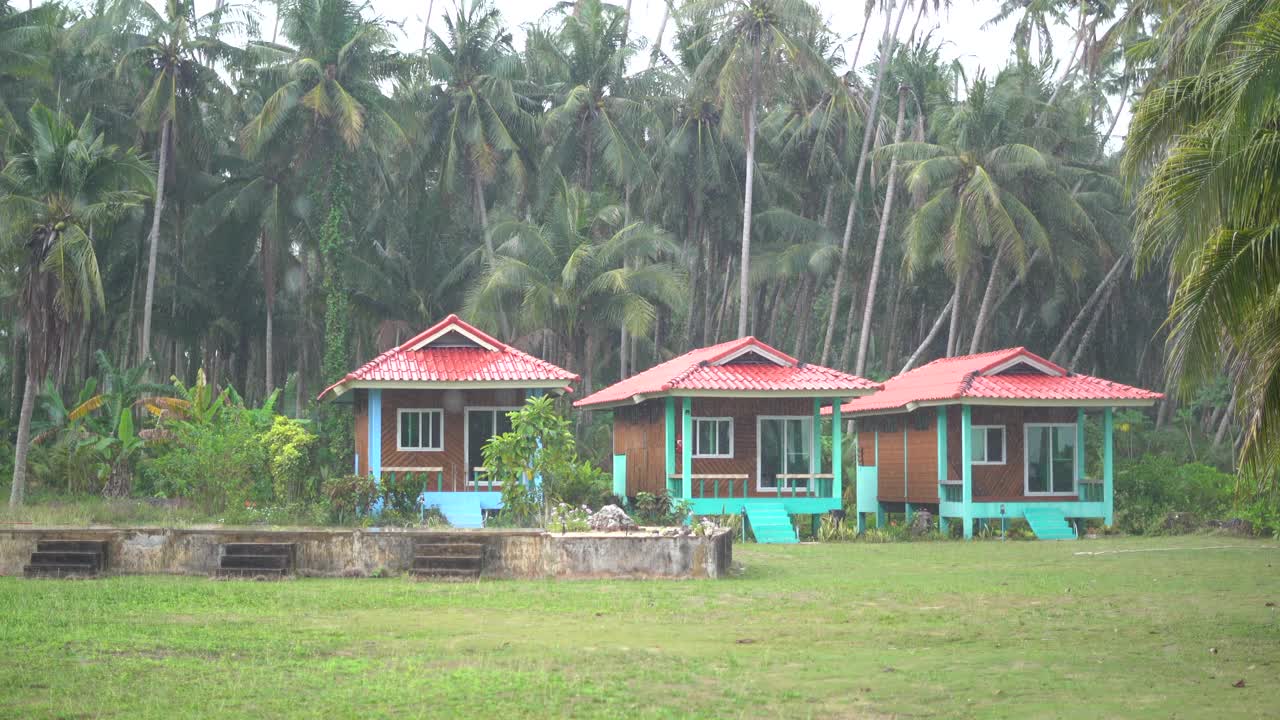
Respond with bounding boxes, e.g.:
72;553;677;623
858;406;1084;503
353;387;525;488
613;396;827;499
857;410;939;502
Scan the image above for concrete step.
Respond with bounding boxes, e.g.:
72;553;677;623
222;543;294;556
411;567;481;580
24;563;97;578
29;551;104;569
36;540;107;555
220;554;291;570
412;541;484;556
413;555;482;571
214;567;288;579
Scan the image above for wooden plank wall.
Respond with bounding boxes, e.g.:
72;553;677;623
613;397;823;499
945;405;1079;500
357;387;526;489
857;410;939;503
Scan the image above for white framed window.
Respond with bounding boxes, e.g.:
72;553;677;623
1025;423;1077;495
692;417;734;458
398;408;443;451
971;425;1006;465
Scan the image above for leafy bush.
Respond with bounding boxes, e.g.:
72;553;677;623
1114;455;1235;534
818;513;855;542
323;474;378;525
547;502;591;532
142;407;271;511
259;416;320;503
627;492;693;526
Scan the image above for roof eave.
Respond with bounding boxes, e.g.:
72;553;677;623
320;378;576;401
840;396;1162;416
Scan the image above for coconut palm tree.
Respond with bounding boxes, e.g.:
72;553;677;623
0;104;153;507
110;0;243;365
686;0;827;338
1125;0;1280;481
466;178;685;394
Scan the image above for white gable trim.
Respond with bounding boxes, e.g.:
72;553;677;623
982;355;1064;377
407;322;499;352
710;344;793;367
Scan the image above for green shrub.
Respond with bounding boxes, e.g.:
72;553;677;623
259;416;320;504
629;491;691;526
323;474;378;525
141;408;271;512
1114;455;1235;534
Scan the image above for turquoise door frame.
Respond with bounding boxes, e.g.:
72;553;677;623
936;406;948;534
368;388;384;514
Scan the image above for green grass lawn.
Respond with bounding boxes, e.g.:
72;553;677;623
0;536;1277;719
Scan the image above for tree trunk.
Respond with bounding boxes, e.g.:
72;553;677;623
849;3;875;71
945;276;963;357
1069;280;1114;369
1213;393;1236;446
650;1;670;67
969;244;1007;354
1037;12;1087;127
9;369;36;507
1051;253;1130;363
883;273;905;372
855;85;908;375
473;171;510;337
422;0;434;50
901;296;955;373
821;0;903;365
908;0;927;43
736;46;763;338
140;118;171;364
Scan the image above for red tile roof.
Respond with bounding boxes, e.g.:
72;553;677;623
317;315;578;400
835;347;1162;415
574;337;880;408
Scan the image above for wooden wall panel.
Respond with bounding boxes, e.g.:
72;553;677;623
945;405;1080;501
855;410;938;503
370;387;525;489
614;403;666;496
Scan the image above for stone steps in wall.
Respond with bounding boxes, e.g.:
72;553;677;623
216;542;295;579
412;537;483;580
23;540;107;578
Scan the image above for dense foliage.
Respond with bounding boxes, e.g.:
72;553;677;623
0;0;1274;528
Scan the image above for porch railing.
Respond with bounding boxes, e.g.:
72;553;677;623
940;482;962;502
379;466;506;493
775;473;836;499
1079;480;1103;502
467;467;502;492
668;474;750;499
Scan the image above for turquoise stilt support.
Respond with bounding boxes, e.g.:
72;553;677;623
875;505;886;528
1103;407;1115;526
936;406;949;534
681;397;692;502
857;512;866;533
961;405;973;539
905;502;915;521
832;400;843;502
368;389;383;514
664;397;676;496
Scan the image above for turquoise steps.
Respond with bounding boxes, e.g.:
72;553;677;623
419;492;485;529
745;503;798;544
1023;507;1078;540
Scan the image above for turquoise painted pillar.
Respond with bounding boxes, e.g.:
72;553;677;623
832;400;843;503
681;397;692;501
960;405;973;539
1103;407;1115;526
612;454;627;497
664;397;676;495
368;389;383;514
811;399;821;485
1076;408;1086;486
937;406;949;534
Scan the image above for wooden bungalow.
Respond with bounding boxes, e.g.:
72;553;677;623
574;337;880;543
317;315;578;527
839;348;1162;539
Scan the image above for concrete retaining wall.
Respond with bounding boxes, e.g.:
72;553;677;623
0;526;733;579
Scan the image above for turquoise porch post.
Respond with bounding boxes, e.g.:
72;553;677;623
961;404;973;539
811;399;821;490
832;400;843;504
1103;407;1115;526
1076;408;1086;486
368;389;383;513
681;397;692;502
936;406;948;534
665;397;676;496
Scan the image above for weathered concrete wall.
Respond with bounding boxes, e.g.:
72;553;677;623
0;527;732;579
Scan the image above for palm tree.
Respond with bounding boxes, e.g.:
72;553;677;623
467;178;684;394
111;0;242;365
686;0;827;338
421;0;534;335
0;104;153;506
1125;0;1280;481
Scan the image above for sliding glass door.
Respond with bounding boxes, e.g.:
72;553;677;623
1025;424;1077;495
758;417;813;491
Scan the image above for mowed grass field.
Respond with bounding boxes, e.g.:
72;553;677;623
0;536;1277;719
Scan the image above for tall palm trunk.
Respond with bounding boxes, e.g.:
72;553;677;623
854;85;908;375
969;244;1007;354
1050;253;1130;363
945;275;963;356
821;0;904;365
8;370;36;507
1069;281;1114;369
422;0;434;50
473;171;510;337
263;229;276;394
140;118;171;364
650;1;671;67
901;295;954;373
736;46;763;338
